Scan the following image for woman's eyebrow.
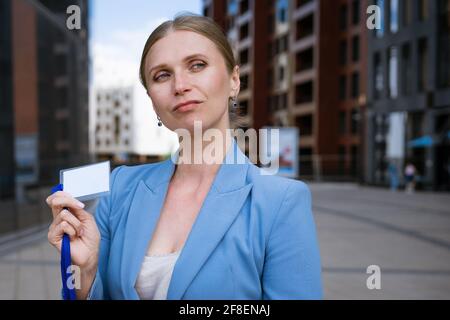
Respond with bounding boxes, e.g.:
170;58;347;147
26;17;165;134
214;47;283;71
148;53;208;76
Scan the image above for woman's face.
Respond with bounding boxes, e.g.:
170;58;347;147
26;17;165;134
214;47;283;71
144;30;240;133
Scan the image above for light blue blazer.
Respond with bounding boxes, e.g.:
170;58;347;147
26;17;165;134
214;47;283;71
87;139;323;299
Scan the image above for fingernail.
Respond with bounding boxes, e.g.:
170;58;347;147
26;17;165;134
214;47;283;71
77;202;85;209
79;228;84;237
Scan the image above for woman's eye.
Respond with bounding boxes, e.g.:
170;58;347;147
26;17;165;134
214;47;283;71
191;62;206;71
154;73;169;81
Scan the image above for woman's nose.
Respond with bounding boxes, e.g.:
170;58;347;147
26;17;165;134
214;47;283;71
173;72;191;95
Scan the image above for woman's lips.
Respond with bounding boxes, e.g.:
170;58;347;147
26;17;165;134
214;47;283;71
174;102;202;113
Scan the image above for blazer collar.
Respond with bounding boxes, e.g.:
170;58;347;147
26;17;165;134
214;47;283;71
142;136;252;194
121;138;253;299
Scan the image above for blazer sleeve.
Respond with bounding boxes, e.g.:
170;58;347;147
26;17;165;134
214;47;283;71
86;165;123;300
262;181;323;299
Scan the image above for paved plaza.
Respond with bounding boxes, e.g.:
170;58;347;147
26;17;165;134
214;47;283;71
0;183;449;299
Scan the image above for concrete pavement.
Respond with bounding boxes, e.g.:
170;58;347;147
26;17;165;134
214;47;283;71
0;183;449;299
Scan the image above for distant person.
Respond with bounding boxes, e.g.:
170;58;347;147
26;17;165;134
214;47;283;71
388;162;399;191
404;162;417;194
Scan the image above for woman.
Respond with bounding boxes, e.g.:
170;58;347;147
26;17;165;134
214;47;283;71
46;13;323;300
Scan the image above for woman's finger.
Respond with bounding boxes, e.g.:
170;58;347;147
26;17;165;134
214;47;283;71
56;209;83;236
47;195;85;218
55;221;77;240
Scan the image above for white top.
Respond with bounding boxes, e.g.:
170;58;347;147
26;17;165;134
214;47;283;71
135;249;182;300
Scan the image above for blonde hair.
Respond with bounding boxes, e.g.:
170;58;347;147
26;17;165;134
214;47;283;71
139;12;245;128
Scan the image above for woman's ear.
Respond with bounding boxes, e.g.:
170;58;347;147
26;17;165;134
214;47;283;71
229;65;240;97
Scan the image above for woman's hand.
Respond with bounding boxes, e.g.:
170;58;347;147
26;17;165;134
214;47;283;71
46;191;100;271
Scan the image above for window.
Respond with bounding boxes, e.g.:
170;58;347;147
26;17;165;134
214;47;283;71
437;0;450;88
279;65;285;82
418;0;429;21
340;4;348;31
276;0;288;23
403;0;412;26
351;72;360;98
239;48;249;65
351;109;359;134
114;116;120;145
339;40;348;65
240;0;249;15
339;111;347;134
228;0;238;15
339;75;347;100
390;0;399;33
376;0;385;38
388;46;398;98
278;35;288;54
241;74;249;91
352;36;360;62
295;81;314;104
296;47;314;72
296;14;314;40
226;16;235;32
402;43;413;95
418;38;428;91
352;0;360;25
408;112;424;138
268;95;277;112
203;5;210;17
279;93;287;109
374;52;383;99
239;22;249;41
295;115;313;136
239;99;248;115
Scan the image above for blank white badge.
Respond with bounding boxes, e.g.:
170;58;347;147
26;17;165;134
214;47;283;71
60;161;110;201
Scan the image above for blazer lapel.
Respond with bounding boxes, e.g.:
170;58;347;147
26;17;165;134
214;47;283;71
120;157;176;299
167;139;253;300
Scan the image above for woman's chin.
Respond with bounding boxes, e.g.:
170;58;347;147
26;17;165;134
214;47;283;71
172;117;212;133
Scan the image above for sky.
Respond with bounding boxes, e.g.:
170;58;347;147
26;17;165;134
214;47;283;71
89;0;201;86
88;0;202;155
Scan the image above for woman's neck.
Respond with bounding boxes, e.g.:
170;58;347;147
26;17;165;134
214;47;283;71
172;127;233;185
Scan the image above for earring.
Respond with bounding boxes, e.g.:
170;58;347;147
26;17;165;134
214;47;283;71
231;96;238;108
157;116;162;127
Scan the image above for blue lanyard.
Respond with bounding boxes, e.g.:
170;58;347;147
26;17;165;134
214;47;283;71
51;183;76;300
